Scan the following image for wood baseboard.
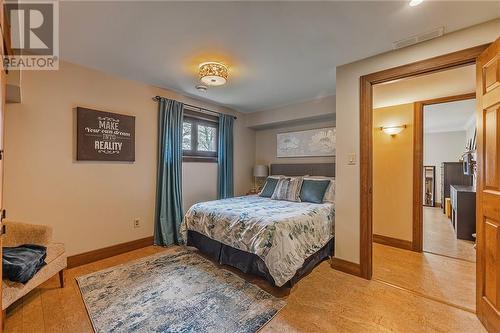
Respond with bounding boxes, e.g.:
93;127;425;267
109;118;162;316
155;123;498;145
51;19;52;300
331;257;362;277
67;236;154;268
373;234;413;251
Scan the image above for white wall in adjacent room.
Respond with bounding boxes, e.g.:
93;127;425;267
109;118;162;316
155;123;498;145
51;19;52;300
424;131;466;205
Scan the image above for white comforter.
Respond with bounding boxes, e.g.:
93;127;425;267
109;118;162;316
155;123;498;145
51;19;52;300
180;195;334;286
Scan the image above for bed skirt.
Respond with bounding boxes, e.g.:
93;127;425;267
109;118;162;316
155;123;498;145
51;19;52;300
186;230;334;287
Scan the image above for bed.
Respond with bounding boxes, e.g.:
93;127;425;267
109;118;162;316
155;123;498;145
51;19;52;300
180;163;335;287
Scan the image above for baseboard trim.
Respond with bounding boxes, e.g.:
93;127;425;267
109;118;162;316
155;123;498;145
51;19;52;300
373;234;413;251
67;236;154;268
331;257;362;277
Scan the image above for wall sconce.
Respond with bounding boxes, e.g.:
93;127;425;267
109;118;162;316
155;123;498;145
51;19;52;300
381;125;406;136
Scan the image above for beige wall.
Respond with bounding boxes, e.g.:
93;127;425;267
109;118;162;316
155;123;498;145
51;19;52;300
4;61;255;256
252;95;336;170
373;104;414;242
255;119;336;166
335;19;500;264
245;95;335;129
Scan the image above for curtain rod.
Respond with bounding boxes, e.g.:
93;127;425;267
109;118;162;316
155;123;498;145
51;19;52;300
152;96;237;120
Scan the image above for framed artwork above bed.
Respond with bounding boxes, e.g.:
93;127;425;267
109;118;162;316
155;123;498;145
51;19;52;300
277;127;335;158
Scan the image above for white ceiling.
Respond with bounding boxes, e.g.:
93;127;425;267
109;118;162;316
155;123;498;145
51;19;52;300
373;65;475;108
424;99;476;134
59;1;500;113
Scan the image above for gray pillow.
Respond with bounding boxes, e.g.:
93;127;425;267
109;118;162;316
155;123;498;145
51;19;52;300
271;177;303;202
259;177;279;197
300;179;330;203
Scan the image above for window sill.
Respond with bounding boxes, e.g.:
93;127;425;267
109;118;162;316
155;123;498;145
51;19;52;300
182;156;218;163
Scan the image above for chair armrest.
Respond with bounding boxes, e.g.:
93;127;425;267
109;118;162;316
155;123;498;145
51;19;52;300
2;220;53;247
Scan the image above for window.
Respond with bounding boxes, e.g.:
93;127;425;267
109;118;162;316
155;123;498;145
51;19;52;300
182;110;218;162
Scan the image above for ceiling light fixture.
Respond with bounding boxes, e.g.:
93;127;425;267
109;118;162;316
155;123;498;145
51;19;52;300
381;125;406;136
409;0;424;7
199;62;228;86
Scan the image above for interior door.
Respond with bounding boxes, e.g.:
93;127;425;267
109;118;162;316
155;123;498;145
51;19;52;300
476;37;500;332
0;2;4;329
0;56;4;333
0;1;5;330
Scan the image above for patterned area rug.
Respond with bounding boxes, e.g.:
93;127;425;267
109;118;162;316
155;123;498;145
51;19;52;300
77;249;286;333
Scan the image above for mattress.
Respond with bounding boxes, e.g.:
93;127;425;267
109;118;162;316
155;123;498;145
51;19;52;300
180;195;335;287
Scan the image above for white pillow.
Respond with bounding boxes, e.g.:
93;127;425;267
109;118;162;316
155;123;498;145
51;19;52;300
303;176;335;203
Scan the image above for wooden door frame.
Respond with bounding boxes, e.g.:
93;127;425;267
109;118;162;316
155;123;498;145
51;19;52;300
412;92;476;253
359;44;489;280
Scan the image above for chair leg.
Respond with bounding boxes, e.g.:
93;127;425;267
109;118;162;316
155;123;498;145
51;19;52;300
59;270;65;288
2;309;6;330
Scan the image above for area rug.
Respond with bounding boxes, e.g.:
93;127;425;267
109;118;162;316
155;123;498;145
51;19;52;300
76;249;286;333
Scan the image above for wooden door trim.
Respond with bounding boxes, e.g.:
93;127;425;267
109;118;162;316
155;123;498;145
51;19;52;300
359;44;489;280
413;92;476;252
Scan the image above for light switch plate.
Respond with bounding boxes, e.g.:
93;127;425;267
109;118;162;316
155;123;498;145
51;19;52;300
348;153;356;165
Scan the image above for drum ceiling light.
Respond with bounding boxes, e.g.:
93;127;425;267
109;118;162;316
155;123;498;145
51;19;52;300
199;62;228;86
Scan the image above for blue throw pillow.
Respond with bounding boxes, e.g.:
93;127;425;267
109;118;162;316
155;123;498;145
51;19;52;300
300;179;331;203
260;177;279;197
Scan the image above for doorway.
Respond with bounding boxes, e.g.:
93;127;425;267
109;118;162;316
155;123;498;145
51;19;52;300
420;95;477;263
371;64;477;312
358;44;488;278
359;40;500;333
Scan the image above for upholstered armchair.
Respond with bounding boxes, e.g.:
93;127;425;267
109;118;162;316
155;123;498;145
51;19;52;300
2;220;67;313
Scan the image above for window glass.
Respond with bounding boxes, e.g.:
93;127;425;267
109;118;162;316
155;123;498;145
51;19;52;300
182;113;218;162
197;124;217;152
182;122;192;150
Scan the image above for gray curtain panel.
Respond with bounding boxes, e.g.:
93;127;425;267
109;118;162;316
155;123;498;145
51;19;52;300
154;98;184;246
217;114;234;199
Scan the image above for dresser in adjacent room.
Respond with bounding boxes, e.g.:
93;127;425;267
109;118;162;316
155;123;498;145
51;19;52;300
450;185;476;241
440;162;473;213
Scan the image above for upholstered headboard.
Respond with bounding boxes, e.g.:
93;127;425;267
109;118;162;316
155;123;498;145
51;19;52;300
270;163;335;177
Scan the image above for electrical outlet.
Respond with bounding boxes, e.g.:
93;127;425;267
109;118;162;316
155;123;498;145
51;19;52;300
134;218;140;228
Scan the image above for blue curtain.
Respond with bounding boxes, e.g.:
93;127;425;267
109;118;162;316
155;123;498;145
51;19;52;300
154;98;184;246
217;114;234;199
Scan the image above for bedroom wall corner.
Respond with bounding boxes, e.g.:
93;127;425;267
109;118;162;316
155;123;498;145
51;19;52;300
246;95;336;129
251;95;336;168
255;119;336;167
233;113;256;196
